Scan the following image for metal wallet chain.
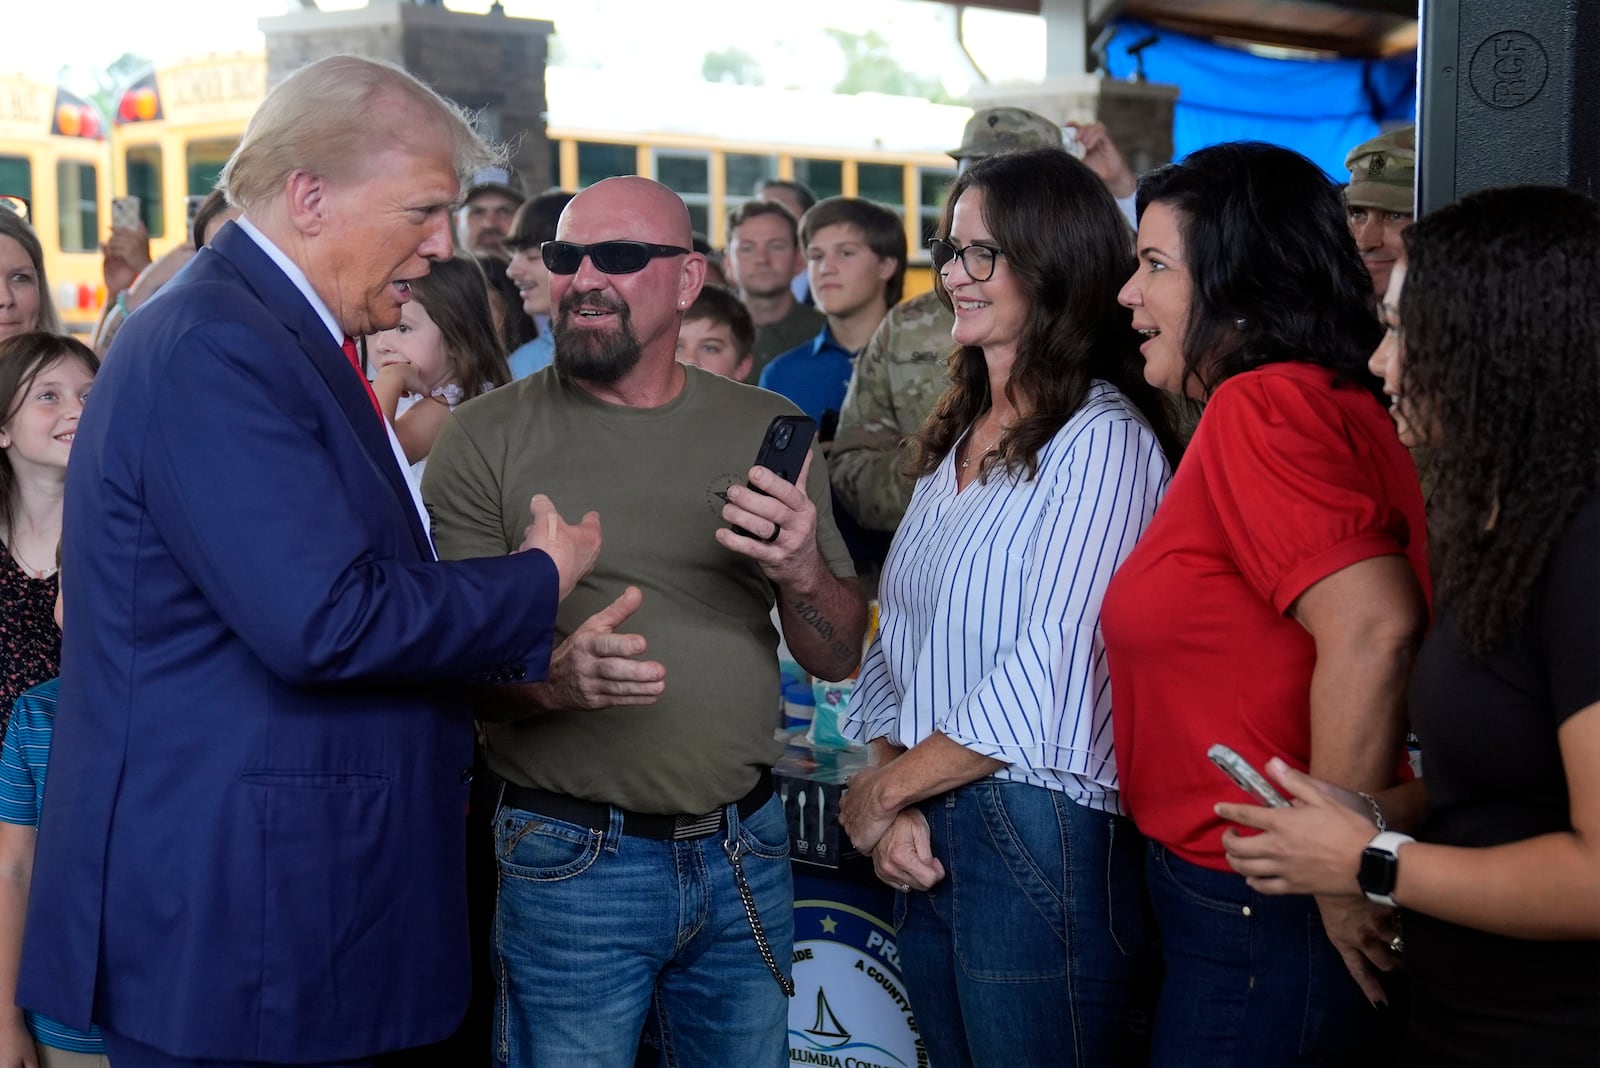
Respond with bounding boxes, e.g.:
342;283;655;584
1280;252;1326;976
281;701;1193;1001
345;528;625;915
724;838;796;997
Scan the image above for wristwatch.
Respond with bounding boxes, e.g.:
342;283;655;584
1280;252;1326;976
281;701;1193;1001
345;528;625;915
1358;830;1415;907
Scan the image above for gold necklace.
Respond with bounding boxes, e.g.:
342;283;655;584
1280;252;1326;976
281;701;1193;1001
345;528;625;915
961;419;1006;470
7;541;56;580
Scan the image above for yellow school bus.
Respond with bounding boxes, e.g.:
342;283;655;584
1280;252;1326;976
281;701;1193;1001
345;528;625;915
0;72;112;335
110;54;267;261
544;66;967;294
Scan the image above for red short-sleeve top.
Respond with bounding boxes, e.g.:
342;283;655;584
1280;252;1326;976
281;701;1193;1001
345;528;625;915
1102;362;1431;870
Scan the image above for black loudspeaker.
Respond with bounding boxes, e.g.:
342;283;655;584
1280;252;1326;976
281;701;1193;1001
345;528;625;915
1417;0;1600;215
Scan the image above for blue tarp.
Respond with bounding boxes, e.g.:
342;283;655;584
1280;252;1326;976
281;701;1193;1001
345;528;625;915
1102;18;1417;178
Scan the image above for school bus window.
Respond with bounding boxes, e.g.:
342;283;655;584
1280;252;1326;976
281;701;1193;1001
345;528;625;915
654;150;710;236
792;159;842;201
918;167;955;246
0;157;31;207
124;145;164;237
547;140;561;191
723;153;776;214
575;142;636;189
857;162;903;213
186;139;236;197
55;161;98;253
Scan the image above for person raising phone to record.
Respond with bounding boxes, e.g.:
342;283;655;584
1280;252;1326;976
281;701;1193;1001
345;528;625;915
423;175;865;1067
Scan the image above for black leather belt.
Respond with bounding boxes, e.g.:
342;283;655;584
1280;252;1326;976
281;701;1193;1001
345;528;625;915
500;769;773;841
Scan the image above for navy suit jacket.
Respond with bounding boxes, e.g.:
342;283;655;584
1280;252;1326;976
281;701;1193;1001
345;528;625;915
19;223;560;1062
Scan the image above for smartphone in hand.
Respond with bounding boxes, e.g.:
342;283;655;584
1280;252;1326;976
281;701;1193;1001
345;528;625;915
1207;744;1291;808
729;415;816;541
111;195;141;232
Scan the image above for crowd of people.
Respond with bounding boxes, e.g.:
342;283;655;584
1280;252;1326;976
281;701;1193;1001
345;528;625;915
0;47;1593;1068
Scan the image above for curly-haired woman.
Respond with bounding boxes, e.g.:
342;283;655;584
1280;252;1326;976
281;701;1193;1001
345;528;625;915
1221;183;1600;1066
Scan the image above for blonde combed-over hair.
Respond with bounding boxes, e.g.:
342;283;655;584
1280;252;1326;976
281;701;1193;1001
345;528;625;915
219;54;500;212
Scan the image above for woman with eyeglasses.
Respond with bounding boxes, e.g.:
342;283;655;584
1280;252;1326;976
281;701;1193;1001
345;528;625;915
1100;142;1432;1066
1217;184;1600;1068
0;211;60;343
839;148;1182;1066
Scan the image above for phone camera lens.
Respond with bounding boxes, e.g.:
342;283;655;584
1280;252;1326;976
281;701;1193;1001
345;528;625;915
773;426;792;448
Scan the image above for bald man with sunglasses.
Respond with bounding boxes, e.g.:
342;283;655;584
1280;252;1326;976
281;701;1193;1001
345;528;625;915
423;176;864;1068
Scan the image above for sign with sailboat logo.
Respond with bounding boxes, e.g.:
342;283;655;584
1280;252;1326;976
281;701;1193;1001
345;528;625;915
789;896;926;1068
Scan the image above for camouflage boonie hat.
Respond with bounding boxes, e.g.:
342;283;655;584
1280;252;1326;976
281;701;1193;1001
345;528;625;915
949;107;1065;161
1344;125;1415;215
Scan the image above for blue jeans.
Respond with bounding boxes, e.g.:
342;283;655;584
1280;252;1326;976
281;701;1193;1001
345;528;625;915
491;792;793;1068
895;779;1154;1068
1145;842;1381;1067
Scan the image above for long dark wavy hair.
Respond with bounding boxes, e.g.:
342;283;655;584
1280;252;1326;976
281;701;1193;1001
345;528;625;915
910;149;1182;480
0;332;98;543
409;253;511;398
1134;141;1382;401
1399;185;1600;655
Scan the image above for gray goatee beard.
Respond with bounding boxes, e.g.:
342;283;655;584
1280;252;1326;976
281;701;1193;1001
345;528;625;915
552;292;643;386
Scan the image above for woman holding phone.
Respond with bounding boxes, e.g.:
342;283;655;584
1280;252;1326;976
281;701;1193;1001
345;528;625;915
839;148;1181;1066
1101;142;1432;1066
1220;184;1600;1067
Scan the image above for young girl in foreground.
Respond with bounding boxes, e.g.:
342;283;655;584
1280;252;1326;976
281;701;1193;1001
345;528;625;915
370;253;510;474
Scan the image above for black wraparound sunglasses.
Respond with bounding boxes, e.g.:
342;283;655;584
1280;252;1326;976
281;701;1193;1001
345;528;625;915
541;240;692;275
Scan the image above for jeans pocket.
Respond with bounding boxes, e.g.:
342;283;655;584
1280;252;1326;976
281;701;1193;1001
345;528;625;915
735;796;791;861
494;805;603;882
1150;843;1249;916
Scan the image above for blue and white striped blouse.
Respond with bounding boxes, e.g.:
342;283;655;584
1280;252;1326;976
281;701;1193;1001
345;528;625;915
842;381;1170;814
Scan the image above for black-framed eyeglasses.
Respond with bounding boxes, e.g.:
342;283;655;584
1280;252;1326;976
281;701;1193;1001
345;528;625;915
541;240;692;275
928;238;1003;282
0;195;29;223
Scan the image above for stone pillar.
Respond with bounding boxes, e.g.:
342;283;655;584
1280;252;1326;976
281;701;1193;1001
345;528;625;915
969;76;1179;174
259;0;555;191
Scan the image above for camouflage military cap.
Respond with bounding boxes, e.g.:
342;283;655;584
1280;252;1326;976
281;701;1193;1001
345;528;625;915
1344;125;1415;215
949;107;1065;161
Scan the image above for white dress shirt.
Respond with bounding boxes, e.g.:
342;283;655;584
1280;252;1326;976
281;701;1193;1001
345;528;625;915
234;216;434;551
843;381;1169;814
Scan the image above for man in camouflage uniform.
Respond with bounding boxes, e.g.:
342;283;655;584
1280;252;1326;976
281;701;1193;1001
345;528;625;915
831;108;1140;533
1343;124;1433;500
1343;125;1415;301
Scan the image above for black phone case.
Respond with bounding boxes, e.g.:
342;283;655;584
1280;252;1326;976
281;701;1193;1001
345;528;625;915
732;415;817;540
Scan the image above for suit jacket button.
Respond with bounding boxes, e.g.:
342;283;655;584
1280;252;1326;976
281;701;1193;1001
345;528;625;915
460;768;474;784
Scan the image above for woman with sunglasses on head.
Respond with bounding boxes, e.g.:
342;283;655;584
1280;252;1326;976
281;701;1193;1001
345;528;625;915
0;333;96;732
1218;184;1600;1067
1101;142;1432;1066
0;211;60;344
838;148;1182;1067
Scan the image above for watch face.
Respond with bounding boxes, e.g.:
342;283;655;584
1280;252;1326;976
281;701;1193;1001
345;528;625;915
1359;846;1399;896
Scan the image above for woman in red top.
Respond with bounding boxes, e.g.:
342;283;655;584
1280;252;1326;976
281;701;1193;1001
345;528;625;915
1101;142;1431;1066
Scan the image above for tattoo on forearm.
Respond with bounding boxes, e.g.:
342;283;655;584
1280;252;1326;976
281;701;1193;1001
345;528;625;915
792;599;857;664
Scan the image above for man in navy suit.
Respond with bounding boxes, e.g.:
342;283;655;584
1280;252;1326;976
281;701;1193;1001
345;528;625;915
17;55;599;1067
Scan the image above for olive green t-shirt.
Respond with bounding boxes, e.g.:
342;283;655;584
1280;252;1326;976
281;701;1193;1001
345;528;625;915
423;364;854;814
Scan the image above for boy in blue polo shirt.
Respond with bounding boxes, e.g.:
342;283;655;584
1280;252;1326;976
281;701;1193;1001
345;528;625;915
759;198;905;439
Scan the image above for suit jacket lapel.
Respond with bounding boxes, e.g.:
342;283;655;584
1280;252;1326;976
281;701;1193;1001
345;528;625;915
209;223;435;559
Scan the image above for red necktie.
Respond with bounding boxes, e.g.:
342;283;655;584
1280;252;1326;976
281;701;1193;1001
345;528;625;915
341;336;384;419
